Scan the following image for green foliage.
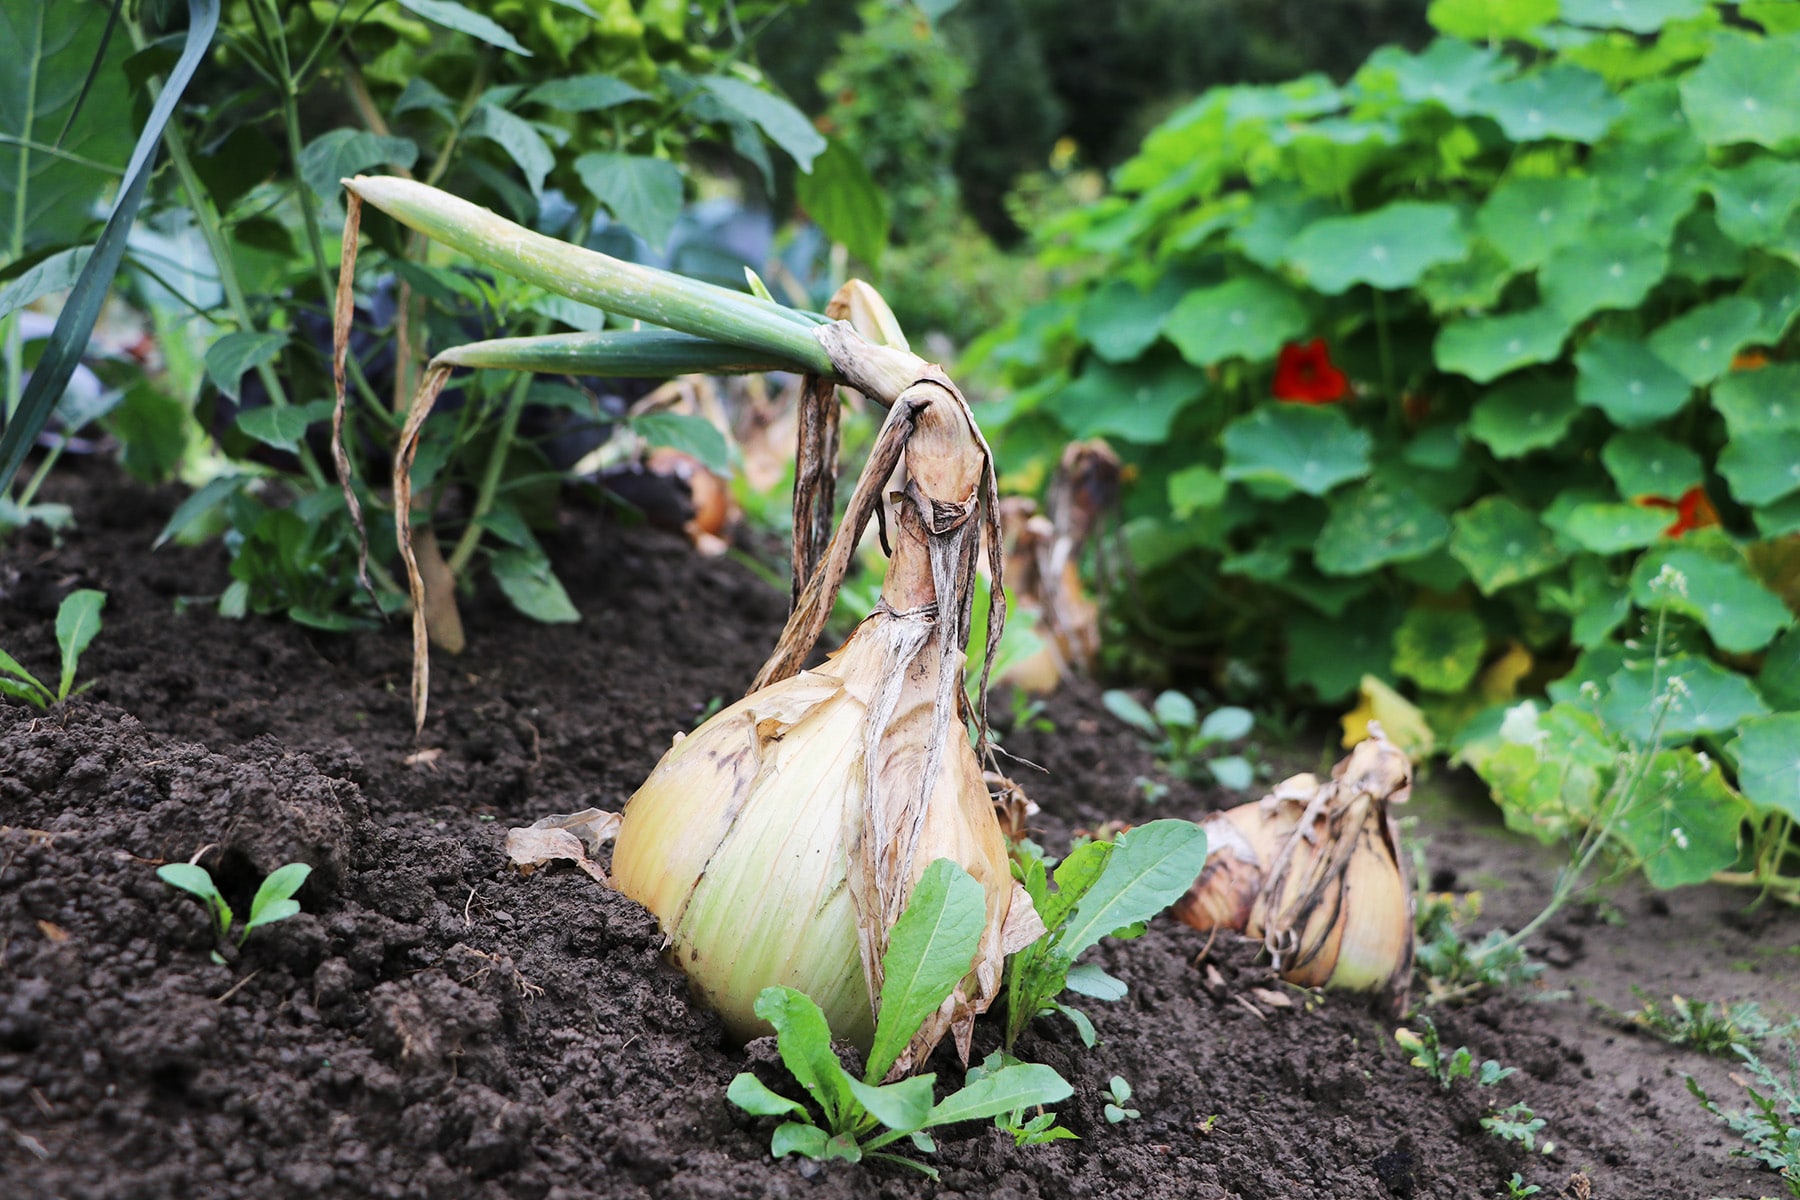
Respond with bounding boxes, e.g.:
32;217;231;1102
156;860;312;946
726;859;1073;1178
1624;991;1796;1055
1480;1102;1550;1153
1102;1075;1140;1124
1688;1041;1800;1196
1395;1018;1517;1090
1101;690;1256;790
1412;888;1544;1004
1003;820;1210;1049
0;590;106;709
979;0;1800;896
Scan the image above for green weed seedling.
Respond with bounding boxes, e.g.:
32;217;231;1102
1102;1076;1140;1124
1481;1103;1551;1154
1624;991;1794;1056
1394;1017;1516;1090
1413;886;1544;1005
1499;1172;1542;1197
157;861;313;955
971;1052;1079;1146
727;860;1073;1178
1689;1042;1800;1198
1102;689;1256;792
1003;819;1210;1050
0;590;106;709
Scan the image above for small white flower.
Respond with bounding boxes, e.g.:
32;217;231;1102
1671;828;1689;850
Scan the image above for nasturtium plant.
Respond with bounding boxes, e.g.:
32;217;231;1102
971;0;1800;895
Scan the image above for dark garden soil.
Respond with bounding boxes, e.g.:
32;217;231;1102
3;464;1796;1200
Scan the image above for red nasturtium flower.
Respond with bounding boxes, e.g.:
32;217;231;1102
1635;486;1720;538
1272;339;1349;404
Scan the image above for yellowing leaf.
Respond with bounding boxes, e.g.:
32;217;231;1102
1341;675;1435;760
1479;641;1534;703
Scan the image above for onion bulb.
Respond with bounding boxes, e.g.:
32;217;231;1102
1174;728;1415;1011
612;373;1042;1076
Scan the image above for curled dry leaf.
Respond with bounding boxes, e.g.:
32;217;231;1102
504;809;622;886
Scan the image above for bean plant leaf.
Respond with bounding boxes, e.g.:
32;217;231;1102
1645;297;1764;385
396;0;531;55
795;137;887;267
700;77;825;171
574;152;683;251
1728;714;1800;820
1601;430;1704;499
1434;306;1569;382
1476;176;1597;271
1466;376;1580;457
1573;336;1692;427
1718;429;1800;505
1538;233;1667;320
490;548;580;624
297;129;418;206
1678;32;1800;148
865;859;985;1084
1163;277;1309;367
1056;820;1209;963
1467;65;1624;143
1630;544;1790;652
1598;654;1771;745
236;400;334;454
1221;404;1372;497
630;411;730;474
465;103;553;200
1284;202;1467;294
1315;483;1450;575
204;331;288;403
526;74;648;112
1449;496;1567;595
1612;750;1746;888
927;1064;1074;1127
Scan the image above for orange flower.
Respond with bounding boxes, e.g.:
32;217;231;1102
1272;339;1349;404
1636;486;1720;538
1731;350;1769;371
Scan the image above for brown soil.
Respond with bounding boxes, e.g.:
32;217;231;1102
2;464;1795;1200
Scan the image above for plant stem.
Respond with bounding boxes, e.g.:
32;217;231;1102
446;367;533;574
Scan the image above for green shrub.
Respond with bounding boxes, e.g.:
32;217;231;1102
973;0;1800;893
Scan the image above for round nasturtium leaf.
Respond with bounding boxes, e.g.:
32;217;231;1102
1560;0;1707;33
1630;543;1791;653
1285;597;1403;701
1555;502;1673;554
1220;403;1372;497
1449;495;1568;595
1381;36;1512;114
1726;713;1800;820
1167;464;1227;519
1573;336;1693;428
1601;430;1704;499
1434;306;1571;382
1539;232;1668;320
1163;276;1309;368
1679;32;1800;149
1466;65;1625;144
1590;131;1708;241
1418;242;1514;313
1466;376;1580;458
1645;296;1764;385
1427;0;1558;44
1706;157;1800;247
1314;483;1451;576
1476;175;1598;271
1717;428;1800;505
1755;492;1800;537
1612;749;1747;889
1710;362;1800;436
1233;188;1339;269
1598;653;1773;744
1392;607;1487;693
1759;626;1800;709
1284;202;1469;294
1668;207;1748;283
1079;277;1188;363
1046;355;1205;444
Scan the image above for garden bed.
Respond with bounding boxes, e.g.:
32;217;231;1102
1;465;1794;1200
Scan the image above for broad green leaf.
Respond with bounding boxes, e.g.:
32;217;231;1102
1613;750;1746;888
754;987;855;1130
1718;429;1800;505
1646;297;1764;386
526;74;647;112
1418;242;1513;312
630;411;730;474
1039;839;1113;932
1539;233;1667;320
1056;820;1209;963
396;0;530;55
1754;491;1800;536
1466;376;1580;458
1168;464;1226;517
1598;654;1771;744
1200;707;1254;742
1285;203;1468;294
1163;277;1309;367
54;588;104;699
927;1064;1073;1127
574;152;683;251
795;137;887;267
1570;557;1632;645
1744;0;1800;33
1711;364;1800;436
1591;132;1708;240
1630;544;1790;652
1746;259;1800;342
1221;404;1372;497
1707;158;1800;247
1393;607;1485;693
1232;189;1338;269
846;1075;936;1135
528;294;606;333
1102;690;1159;737
1601;430;1704;499
1285;598;1401;700
1315;484;1450;575
1154;690;1199;730
1080;277;1186;363
0;246;92;322
490;548;580;624
1476;176;1597;271
865;860;985;1084
1560;0;1706;32
1047;355;1203;443
770;1122;830;1160
156;862;234;935
1434;306;1569;382
465;103;553;200
1427;0;1557;41
1668;207;1747;282
727;1073;806;1119
1468;65;1624;143
204;331;288;403
1449;496;1567;595
1382;37;1512;114
1474;702;1615;842
1555;502;1671;554
297;129;418;207
1759;626;1800;708
1678;32;1800;148
1573;336;1692;427
246;863;312;929
236;400;334;454
1728;714;1800;819
700;77;825;171
156;474;250;553
1063;963;1129;1001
